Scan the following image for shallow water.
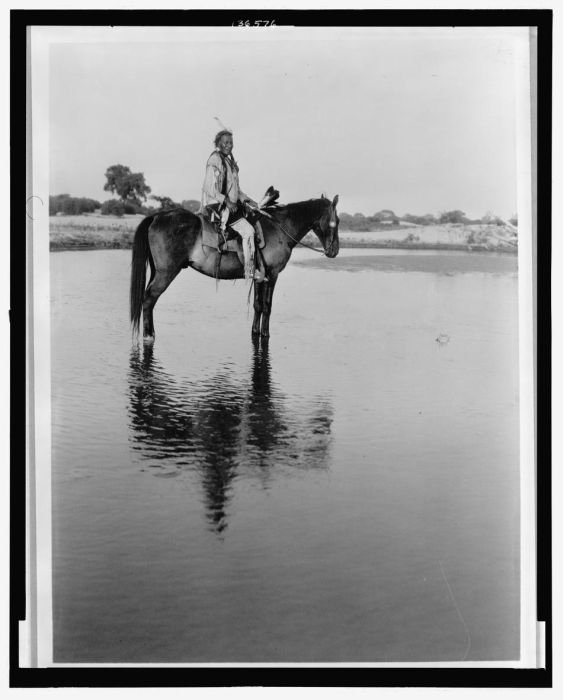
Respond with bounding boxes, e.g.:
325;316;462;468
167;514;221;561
50;248;520;663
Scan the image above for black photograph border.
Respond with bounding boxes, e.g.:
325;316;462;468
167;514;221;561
11;7;552;688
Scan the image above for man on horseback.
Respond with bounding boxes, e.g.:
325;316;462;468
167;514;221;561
200;127;268;282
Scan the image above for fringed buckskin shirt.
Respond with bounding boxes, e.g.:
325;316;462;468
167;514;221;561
201;151;249;209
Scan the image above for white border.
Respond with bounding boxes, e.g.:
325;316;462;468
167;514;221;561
515;28;537;668
28;22;538;671
30;26;54;669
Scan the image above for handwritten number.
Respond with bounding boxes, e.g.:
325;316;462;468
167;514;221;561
232;19;277;27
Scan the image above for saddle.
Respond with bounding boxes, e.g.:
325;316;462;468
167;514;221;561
199;186;279;254
198;214;246;254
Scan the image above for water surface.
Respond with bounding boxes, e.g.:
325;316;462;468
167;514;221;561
51;249;520;663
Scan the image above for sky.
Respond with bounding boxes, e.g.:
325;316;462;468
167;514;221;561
46;25;529;219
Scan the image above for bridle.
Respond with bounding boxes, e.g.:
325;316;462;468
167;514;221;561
262;201;338;256
312;203;339;254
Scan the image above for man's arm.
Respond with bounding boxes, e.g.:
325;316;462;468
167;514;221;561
202;155;225;206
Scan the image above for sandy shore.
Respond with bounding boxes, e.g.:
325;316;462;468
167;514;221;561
49;213;518;253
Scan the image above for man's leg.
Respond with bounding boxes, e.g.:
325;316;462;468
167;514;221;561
230;218;256;280
220;207;230;238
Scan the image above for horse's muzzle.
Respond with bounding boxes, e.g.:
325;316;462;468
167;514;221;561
325;240;339;258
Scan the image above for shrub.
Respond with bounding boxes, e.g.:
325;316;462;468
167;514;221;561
50;194;101;215
50;194;70;215
151;195;181;210
101;199;126;217
61;198;80;215
403;213;435;226
439;210;467;224
123;201;143;214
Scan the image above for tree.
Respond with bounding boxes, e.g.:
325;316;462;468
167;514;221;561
373;209;399;224
103;164;151;204
150;195;181;210
439;210;466;224
422;214;437;225
403;213;431;226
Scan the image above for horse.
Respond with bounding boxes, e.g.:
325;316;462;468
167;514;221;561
129;194;340;342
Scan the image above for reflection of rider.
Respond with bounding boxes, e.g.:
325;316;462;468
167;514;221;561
128;344;332;534
200;128;267;282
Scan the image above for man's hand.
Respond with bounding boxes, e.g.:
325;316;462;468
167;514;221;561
225;200;237;213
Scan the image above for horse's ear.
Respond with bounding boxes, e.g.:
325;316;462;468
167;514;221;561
332;194;339;207
321;192;327;200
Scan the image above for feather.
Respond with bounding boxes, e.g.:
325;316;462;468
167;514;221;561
258;186;280;208
214;116;231;132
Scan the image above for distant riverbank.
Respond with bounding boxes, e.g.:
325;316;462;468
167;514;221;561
49;213;518;253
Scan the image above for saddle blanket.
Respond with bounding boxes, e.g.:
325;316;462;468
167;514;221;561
198;214;265;252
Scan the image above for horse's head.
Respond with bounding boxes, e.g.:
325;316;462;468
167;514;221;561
313;194;340;258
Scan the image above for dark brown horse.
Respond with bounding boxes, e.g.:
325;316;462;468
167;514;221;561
130;194;340;342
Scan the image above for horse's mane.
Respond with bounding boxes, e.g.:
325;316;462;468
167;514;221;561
264;197;328;219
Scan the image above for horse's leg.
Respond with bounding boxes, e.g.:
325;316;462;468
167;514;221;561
142;266;181;342
252;281;264;337
260;276;278;339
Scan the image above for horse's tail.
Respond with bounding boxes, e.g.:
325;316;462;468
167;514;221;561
130;214;155;335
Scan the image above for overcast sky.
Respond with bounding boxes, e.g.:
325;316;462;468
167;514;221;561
47;26;529;219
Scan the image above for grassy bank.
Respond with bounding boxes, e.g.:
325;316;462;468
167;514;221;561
50;214;518;253
49;213;142;250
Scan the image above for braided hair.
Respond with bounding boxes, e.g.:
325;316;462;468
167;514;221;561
214;130;239;171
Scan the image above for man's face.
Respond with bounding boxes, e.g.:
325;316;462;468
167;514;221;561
218;134;233;156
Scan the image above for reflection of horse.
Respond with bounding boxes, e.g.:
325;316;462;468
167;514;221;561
127;341;333;533
130;195;340;342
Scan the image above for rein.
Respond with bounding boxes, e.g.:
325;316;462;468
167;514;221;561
260;208;327;255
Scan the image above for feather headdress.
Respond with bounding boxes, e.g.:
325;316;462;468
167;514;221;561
214;116;232;133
